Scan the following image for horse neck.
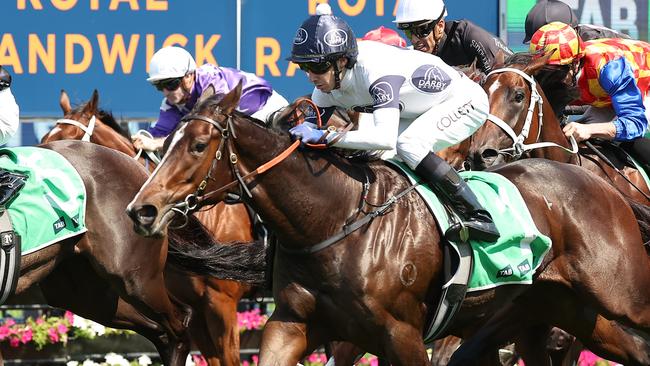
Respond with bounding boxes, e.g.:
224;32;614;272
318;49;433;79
529;87;576;164
230;118;366;249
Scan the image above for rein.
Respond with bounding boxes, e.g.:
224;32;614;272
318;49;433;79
486;67;578;159
171;105;413;254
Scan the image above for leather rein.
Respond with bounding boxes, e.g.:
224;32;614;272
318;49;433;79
168;105;414;255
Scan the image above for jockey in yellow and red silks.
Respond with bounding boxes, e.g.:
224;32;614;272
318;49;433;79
531;22;650;147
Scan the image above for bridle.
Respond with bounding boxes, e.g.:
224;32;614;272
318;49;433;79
166;107;417;255
169;111;300;223
55;115;161;165
485;67;578;160
55;115;96;142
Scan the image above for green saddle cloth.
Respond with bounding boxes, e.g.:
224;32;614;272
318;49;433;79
0;147;87;255
388;160;552;291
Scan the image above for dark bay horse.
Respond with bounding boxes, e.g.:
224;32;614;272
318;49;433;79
468;52;650;205
39;90;257;366
12;141;199;365
127;83;650;365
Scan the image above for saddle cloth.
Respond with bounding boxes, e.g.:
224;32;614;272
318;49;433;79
0;147;87;255
388;160;552;291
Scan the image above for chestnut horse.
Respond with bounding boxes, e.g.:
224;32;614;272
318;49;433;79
468;53;650;205
127;83;650;365
39;90;257;366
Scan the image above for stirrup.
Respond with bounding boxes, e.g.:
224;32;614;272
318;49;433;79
445;221;500;243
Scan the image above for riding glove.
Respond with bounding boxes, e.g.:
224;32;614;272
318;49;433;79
289;123;326;144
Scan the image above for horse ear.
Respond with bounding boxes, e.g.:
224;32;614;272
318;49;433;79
85;89;99;114
199;85;216;104
220;80;243;116
59;90;72;115
524;50;555;76
494;50;506;68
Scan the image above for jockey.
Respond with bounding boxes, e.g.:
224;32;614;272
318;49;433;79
133;46;289;152
523;0;630;43
288;4;500;243
530;22;650;168
0;66;19;146
393;0;512;73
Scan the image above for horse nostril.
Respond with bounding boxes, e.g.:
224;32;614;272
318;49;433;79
481;148;499;160
127;205;158;227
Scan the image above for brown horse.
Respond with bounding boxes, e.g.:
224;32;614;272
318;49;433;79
10;141;203;365
39;90;257;366
126;83;650;365
468;52;650;205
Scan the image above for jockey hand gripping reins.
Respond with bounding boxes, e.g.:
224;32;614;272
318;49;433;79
171;103;415;254
485;67;578;159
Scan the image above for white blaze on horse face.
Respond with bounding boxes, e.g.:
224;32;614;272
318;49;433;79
134;123;187;200
487;79;501;99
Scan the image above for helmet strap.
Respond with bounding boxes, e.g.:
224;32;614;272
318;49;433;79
333;61;342;90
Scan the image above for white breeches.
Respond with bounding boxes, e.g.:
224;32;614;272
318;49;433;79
252;90;290;123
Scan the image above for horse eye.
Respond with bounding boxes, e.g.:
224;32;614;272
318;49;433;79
514;91;525;103
194;142;208;153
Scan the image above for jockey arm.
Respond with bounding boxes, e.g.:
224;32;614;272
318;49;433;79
564;57;647;142
325;75;405;150
0;67;19;146
133;100;183;152
600;57;648;141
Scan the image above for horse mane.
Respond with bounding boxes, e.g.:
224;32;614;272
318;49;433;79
455;64;487;86
167;214;268;284
504;53;580;118
71;103;131;140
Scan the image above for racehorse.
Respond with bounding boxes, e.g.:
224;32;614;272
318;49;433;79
39;89;258;366
468;52;650;205
127;83;650;365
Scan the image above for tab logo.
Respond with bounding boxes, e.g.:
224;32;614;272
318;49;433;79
371;81;394;107
496;265;513;278
324;29;347;47
411;65;451;93
517;259;531;276
294;28;308;45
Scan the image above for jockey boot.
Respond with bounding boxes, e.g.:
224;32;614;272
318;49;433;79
415;152;500;243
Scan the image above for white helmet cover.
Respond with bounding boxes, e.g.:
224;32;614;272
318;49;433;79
147;46;197;82
394;0;447;24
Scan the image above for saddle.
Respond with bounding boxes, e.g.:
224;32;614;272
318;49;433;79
0;169;27;207
587;139;650;177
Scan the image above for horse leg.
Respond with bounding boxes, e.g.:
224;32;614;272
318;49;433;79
202;285;241;366
380;320;431;366
513;325;552;366
38;256;190;366
326;341;365;365
258;317;313;366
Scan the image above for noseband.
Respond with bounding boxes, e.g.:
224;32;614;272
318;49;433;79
169;112;300;225
486;67;577;159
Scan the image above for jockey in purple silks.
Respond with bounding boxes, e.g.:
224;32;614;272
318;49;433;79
133;46;288;152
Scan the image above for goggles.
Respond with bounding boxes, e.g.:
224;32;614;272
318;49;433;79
398;20;436;39
298;61;333;75
152;77;183;91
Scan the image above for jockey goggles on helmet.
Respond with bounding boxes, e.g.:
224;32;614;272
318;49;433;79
152;77;183;91
298;60;334;74
397;6;445;39
397;19;436;39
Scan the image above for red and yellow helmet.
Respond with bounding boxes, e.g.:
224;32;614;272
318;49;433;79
529;21;584;65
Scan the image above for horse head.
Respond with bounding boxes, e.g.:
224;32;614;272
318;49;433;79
42;89;136;156
128;82;255;236
468;52;576;170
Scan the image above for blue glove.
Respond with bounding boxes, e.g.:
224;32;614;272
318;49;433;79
289;123;326;144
